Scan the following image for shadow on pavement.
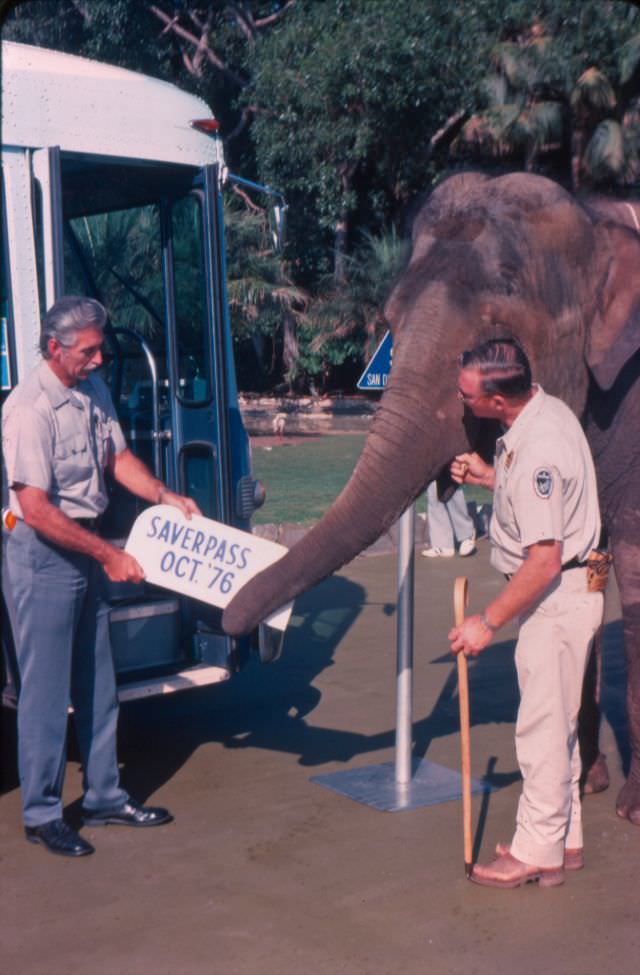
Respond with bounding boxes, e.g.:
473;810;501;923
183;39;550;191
0;582;628;814
110;606;630;809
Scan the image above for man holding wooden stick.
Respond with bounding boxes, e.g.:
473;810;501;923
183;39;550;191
448;338;605;889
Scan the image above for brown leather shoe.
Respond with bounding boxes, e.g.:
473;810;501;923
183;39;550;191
470;850;564;889
495;841;583;871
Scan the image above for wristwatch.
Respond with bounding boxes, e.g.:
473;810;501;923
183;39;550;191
481;612;498;633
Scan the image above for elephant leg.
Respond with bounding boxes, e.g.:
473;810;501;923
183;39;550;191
578;626;610;794
611;527;640;826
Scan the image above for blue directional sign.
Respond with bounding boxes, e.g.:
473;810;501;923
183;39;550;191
357;330;392;391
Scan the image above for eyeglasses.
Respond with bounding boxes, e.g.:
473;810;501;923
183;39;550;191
457;387;485;403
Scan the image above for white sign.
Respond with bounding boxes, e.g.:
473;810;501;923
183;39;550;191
125;505;292;631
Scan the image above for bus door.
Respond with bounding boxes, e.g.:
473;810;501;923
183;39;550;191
159;165;239;668
58;155;238;671
164;165;231;528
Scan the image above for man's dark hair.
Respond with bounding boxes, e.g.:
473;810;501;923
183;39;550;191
458;337;532;398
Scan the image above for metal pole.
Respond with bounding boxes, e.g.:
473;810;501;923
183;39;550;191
395;503;416;785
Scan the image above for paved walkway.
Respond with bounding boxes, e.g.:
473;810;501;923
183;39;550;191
1;541;636;975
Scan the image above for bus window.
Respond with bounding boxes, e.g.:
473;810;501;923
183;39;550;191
64;205;169;423
64;205;166;374
172;193;210;405
180;443;217;518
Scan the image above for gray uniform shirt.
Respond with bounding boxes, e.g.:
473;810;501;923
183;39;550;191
3;360;127;519
490;386;601;576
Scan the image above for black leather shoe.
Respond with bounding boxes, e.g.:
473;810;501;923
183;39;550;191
82;798;173;828
25;819;95;857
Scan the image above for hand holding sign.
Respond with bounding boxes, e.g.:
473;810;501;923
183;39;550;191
125;505;292;631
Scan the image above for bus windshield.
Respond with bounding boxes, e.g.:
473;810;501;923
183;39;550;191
60;156;212;416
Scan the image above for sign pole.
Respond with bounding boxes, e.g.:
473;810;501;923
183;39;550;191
311;496;491;811
310;334;492;808
395;503;415;785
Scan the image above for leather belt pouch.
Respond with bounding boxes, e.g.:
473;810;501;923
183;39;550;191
586;549;612;593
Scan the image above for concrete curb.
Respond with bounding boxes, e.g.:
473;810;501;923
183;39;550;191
241;394;376;437
252;518;429;557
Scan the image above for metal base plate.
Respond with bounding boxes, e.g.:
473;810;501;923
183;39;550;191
311;759;492;812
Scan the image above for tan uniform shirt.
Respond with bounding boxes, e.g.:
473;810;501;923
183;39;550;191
3;360;127;519
489;385;600;576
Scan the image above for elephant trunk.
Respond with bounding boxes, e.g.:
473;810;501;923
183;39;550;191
223;374;466;636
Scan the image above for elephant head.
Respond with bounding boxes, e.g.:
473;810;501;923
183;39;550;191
223;171;640;637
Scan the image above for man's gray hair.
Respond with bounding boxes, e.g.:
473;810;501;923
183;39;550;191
40;296;107;359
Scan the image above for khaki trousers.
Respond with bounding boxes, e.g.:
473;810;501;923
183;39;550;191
509;569;603;868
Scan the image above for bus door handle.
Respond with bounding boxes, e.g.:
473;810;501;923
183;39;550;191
111;327;162;478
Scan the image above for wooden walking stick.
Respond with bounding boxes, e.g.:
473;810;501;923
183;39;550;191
454;576;473;878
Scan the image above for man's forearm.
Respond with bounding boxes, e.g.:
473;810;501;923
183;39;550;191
112;448;201;518
112;448;164;503
22;501;117;564
484;547;561;631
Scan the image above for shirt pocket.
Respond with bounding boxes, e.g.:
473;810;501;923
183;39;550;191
53;433;93;487
95;417;113;468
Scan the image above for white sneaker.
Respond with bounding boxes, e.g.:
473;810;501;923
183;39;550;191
458;537;477;557
421;547;455;558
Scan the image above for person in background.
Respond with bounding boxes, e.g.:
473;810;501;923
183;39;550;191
2;296;201;858
421;480;476;558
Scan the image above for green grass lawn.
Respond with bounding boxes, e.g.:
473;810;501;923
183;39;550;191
251;434;491;526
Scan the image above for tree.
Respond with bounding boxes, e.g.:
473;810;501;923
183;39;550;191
2;1;170;76
247;1;487;288
299;228;410;391
5;0;637;393
1;1;298;169
450;2;640;190
224;198;308;390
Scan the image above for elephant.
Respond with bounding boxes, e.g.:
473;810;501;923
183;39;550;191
223;171;640;826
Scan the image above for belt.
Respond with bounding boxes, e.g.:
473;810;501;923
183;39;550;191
10;515;101;531
73;516;101;530
505;557;587;581
561;557;587;572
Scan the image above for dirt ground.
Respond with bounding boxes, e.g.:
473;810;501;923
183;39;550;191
1;540;637;975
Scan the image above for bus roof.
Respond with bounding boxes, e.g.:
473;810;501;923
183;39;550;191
1;41;224;168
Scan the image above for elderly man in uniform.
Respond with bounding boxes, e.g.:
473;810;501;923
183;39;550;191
2;296;201;858
448;337;604;889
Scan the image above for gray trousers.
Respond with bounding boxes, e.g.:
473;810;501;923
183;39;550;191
426;481;475;549
5;521;127;826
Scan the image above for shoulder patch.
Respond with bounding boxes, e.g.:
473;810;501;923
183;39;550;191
533;467;554;499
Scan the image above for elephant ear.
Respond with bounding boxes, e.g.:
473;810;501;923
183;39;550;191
586;222;640;391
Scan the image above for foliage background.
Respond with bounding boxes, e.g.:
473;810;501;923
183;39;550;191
2;0;638;392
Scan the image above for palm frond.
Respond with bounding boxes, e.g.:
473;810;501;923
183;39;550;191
489;43;534;92
571;68;617;119
456;104;521;155
506;101;563;148
583;119;626;182
482;74;509;108
620;33;640;87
